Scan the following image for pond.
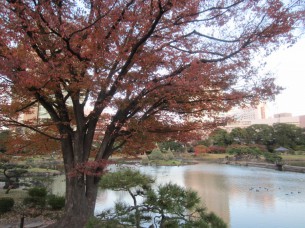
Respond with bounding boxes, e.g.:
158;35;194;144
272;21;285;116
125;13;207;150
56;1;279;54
51;163;305;228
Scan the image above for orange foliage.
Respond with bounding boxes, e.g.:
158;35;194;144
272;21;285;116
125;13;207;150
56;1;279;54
0;0;303;168
194;145;209;155
0;1;304;224
4;131;60;156
0;0;303;165
0;0;305;224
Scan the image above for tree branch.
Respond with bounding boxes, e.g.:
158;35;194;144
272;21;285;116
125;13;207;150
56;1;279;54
6;117;61;140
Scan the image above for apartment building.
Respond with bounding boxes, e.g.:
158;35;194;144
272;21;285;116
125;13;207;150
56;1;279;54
225;104;305;131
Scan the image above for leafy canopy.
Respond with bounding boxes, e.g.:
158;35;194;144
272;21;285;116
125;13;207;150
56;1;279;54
209;123;305;151
0;0;303;158
0;2;304;225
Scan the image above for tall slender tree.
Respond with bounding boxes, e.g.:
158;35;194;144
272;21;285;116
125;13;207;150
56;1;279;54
0;1;304;227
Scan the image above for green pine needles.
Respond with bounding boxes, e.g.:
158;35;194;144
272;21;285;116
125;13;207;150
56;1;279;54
89;168;226;228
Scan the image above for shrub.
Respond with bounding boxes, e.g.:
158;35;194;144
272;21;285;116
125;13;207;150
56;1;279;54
226;145;263;157
294;145;305;152
187;146;194;153
48;195;65;210
158;141;185;152
264;152;282;164
23;196;46;208
23;187;47;208
163;149;175;160
0;197;14;214
208;146;226;154
194;145;208;155
28;187;47;198
141;157;150;165
148;148;164;160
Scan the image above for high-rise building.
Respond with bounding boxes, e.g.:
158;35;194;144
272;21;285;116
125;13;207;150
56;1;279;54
225;103;305;131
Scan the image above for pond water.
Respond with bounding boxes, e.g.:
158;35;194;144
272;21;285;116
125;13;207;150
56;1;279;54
52;163;305;228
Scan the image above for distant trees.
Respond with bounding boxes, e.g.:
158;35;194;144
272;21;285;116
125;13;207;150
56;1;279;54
226;144;282;163
273;123;305;150
230;127;249;144
208;124;305;151
246;125;274;148
150;123;305;155
158;141;185;153
209;129;233;147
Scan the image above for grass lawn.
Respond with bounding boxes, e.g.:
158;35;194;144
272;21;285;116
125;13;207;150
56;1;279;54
27;168;60;174
201;153;229;159
0;188;28;204
282;154;305;167
190;153;230;161
149;160;183;166
184;153;305;167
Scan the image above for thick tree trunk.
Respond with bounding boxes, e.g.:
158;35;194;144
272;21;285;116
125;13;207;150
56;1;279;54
48;172;99;228
46;121;107;227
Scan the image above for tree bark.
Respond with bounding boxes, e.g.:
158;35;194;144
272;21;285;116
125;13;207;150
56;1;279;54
48;174;99;228
47;136;101;228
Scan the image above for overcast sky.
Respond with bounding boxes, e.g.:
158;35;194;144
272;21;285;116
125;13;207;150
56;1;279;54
265;36;305;117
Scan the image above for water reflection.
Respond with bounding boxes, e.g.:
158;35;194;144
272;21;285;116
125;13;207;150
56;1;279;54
50;174;65;196
184;168;230;225
51;163;305;228
181;164;305;228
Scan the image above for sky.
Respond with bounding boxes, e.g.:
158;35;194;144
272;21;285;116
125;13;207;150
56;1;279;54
264;37;305;117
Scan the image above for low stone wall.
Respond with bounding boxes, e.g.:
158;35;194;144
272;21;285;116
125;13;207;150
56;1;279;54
282;165;305;173
222;160;305;173
245;162;278;169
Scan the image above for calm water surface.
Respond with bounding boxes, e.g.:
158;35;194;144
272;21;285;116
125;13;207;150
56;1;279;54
53;163;305;228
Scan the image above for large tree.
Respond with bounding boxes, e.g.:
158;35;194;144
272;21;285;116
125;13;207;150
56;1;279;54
273;123;305;149
246;124;275;148
0;1;304;227
210;128;233;146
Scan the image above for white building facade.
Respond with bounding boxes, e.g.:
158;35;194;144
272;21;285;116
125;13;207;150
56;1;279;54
225;104;305;131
